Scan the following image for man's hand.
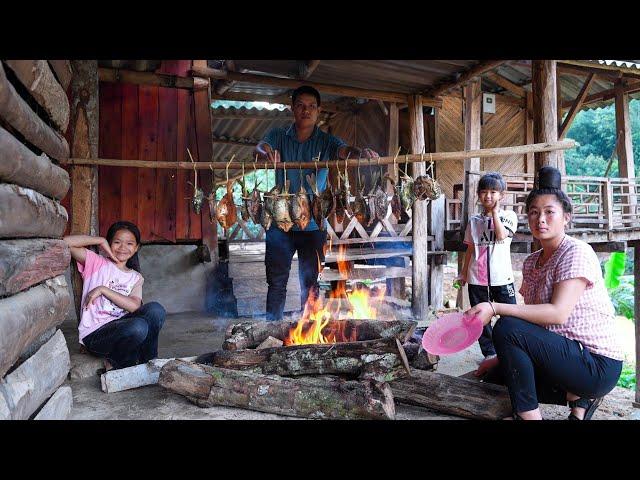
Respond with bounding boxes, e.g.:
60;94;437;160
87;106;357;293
84;286;105;310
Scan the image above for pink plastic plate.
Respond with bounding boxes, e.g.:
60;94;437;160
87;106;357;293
422;312;483;356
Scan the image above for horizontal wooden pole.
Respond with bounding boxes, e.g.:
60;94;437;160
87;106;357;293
62;140;575;171
98;67;209;90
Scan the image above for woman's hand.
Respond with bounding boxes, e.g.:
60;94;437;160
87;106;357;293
465;302;495;326
84;286;105;310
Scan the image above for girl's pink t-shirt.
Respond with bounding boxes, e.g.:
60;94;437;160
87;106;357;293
77;249;144;344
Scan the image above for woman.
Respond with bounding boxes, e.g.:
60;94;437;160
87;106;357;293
64;221;166;371
466;167;623;420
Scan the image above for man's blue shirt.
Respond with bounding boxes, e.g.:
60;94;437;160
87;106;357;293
261;123;346;231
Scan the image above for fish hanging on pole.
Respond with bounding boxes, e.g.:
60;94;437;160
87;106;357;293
186;148;204;215
215;156;238;230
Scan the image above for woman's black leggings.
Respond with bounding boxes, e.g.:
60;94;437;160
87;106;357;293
485;316;622;413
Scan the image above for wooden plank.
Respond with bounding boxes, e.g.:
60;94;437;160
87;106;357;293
98;67;208;90
559;73;595;140
0;275;70;377
0;239;70;296
0;62;69;160
532;60;560;172
98;81;122;236
0;184;68;238
48;60;73;91
155;83;178;242
159;360;395;420
100;356;197;393
4;60;70;132
0;330;70;420
408;95;429;319
34;385;73;420
390;368;512;420
0;125;70;199
119;83;140;224
137;85;158;241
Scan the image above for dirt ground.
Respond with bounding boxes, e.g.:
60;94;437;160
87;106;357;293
61;258;639;420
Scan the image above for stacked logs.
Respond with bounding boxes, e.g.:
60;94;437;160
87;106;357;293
0;60;73;420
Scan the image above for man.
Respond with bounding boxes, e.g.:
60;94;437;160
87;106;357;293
256;85;378;321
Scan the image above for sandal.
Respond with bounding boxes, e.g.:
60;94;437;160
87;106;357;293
568;397;604;420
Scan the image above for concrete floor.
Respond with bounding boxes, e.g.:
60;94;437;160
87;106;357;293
61;312;637;420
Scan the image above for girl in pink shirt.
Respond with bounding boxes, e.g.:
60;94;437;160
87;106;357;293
64;221;166;370
466;167;622;420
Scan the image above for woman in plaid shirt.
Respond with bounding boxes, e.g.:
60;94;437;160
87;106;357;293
466;167;623;420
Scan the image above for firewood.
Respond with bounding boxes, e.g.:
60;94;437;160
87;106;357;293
0;62;69;160
0;275;70;378
0;239;70;296
0;184;68;239
0;330;70;420
256;336;283;350
34;385;73;420
0;126;71;200
390;368;512;420
223;319;416;351
100;356;198;393
159;360;395;420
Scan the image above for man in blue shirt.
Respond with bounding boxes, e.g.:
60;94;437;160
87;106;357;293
256;86;378;321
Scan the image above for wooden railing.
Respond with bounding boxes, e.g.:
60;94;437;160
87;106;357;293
447;171;640;234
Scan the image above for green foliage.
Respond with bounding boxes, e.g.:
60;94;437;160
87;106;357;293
609;276;635;320
617;363;637;390
604;252;627;289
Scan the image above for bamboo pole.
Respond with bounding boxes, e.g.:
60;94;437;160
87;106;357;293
61;140;575;170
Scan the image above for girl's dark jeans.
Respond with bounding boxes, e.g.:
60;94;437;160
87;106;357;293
485;316;622;414
82;302;167;369
468;283;517;357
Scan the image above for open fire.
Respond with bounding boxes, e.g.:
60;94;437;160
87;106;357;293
284;245;391;346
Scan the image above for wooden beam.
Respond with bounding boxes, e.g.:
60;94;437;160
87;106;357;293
532;60;561;172
558;60;640;81
212;137;258;147
408;94;429;318
0;330;70;420
485;71;526;97
213;60;236;95
48;60;73;91
299;60;321;80
557;63;622;81
0;125;70;199
98;67;208;90
4;60;70;132
561;80;640;109
211;90;350;113
63;140;577;170
559;73;595;140
211;110;293;120
424;60;507;97
615;79;636;180
194;64;413;104
0;184;68;238
0;276;70;378
0;62;70;160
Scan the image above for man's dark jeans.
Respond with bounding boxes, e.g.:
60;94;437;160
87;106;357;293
468;283;517;357
485;316;622;414
82;302;166;369
265;226;327;321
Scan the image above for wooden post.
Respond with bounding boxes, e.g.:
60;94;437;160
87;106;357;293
386;102;405;299
462;80;482;235
615;79;637;222
634;243;640;407
532;60;562;173
525;92;535;173
429;107;445;309
69;60;99;322
603;179;614;231
408;95;429;318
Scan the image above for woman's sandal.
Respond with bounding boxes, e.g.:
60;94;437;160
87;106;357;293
568;397;604;420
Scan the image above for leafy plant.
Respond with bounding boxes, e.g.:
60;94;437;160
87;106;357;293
609;276;635;320
604;252;627;289
617;363;637;390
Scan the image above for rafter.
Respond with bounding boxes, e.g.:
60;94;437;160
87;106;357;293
485;71;526;97
559;73;595;139
422;60;507;97
298;60;320;80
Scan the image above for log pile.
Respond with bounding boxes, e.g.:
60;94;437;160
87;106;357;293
0;59;73;419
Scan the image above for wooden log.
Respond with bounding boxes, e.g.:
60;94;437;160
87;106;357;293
62;140;576;170
0;275;70;378
223;319;417;351
48;60;72;91
0;126;70;199
100;356;198;393
532;60;560;172
0;239;70;296
34;385;73;420
159;360;396;420
390;368;512;420
200;338;405;382
0;62;70;160
0;183;68;238
4;60;70;132
0;330;70;420
256;336;283;350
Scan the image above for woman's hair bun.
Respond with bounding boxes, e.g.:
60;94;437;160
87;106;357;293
537;166;562;189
